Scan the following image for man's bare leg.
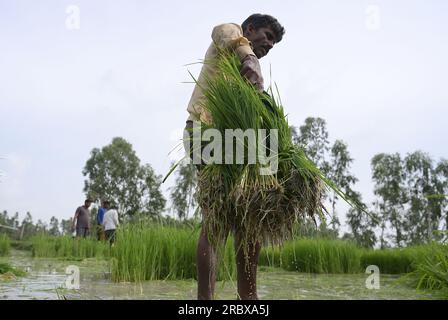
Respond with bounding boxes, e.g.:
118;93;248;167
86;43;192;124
197;226;217;300
234;234;261;300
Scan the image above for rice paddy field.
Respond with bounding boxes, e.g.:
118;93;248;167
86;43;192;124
1;224;447;300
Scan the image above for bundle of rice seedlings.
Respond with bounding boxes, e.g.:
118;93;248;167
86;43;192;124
190;49;352;257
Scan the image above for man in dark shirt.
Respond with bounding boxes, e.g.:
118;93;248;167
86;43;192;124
72;199;93;238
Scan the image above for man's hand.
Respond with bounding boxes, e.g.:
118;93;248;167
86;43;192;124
240;54;264;91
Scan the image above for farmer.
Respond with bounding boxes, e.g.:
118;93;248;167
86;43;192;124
102;203;119;246
184;13;285;300
96;200;109;241
72;199;93;238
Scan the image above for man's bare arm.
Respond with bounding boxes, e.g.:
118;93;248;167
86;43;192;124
240;54;264;91
71;210;79;231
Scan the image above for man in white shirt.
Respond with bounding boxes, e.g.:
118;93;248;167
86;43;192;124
102;204;119;245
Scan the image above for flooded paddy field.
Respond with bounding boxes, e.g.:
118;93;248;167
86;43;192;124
0;250;436;300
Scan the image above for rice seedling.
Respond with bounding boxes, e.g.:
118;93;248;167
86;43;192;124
183;49;355;257
406;243;448;297
360;247;416;274
30;235;110;259
110;223;236;282
0;234;11;256
260;237;448;281
259;244;282;268
273;238;362;274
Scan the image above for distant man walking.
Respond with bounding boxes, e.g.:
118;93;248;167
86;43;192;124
72;199;93;238
102;203;119;246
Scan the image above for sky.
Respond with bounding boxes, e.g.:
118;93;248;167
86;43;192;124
1;0;447;231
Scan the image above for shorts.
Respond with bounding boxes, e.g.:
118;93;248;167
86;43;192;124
76;227;90;238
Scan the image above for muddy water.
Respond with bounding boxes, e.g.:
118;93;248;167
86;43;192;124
0;250;436;300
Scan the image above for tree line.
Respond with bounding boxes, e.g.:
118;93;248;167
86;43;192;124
0;210;73;239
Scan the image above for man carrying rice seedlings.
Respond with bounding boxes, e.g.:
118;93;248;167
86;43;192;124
184;14;286;300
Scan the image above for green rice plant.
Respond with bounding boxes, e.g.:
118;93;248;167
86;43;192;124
181;49;357;256
360;247;417;274
0;234;11;256
260;238;446;279
110;223;236;282
407;243;448;297
0;262;26;277
30;235;110;259
278;238;361;274
259;245;283;268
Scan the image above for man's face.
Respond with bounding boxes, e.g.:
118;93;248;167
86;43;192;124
85;201;92;209
244;25;276;59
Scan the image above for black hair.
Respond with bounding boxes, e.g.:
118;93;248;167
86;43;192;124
242;14;285;43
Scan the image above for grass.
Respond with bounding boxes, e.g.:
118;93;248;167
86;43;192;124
406;243;448;298
30;234;110;259
260;236;448;294
110;223;236;282
0;234;11;256
360;247;417;274
260;238;361;273
0;262;26;277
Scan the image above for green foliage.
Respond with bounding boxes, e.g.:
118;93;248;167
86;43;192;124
0;263;26;277
30;235;110;259
83;137;166;219
295;117;330;173
372;152;448;247
169;160;198;220
345;192;379;248
372;153;408;247
293;118;363;239
261;238;362;274
110;223;235;282
0;234;11;256
260;238;448;280
408;243;448;297
192;50;356;251
360;248;416;274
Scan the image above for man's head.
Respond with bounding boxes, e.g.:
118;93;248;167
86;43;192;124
84;199;93;208
242;14;285;59
103;200;110;210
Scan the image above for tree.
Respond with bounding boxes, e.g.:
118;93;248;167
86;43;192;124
169;160;198;220
328;140;358;234
139;164;166;218
60;218;73;235
83;137;166;220
435;159;448;231
49;216;60;236
294;118;359;236
295;117;330;175
20;212;35;238
345;191;378;248
35;219;47;234
403;152;447;244
371;153;407;247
